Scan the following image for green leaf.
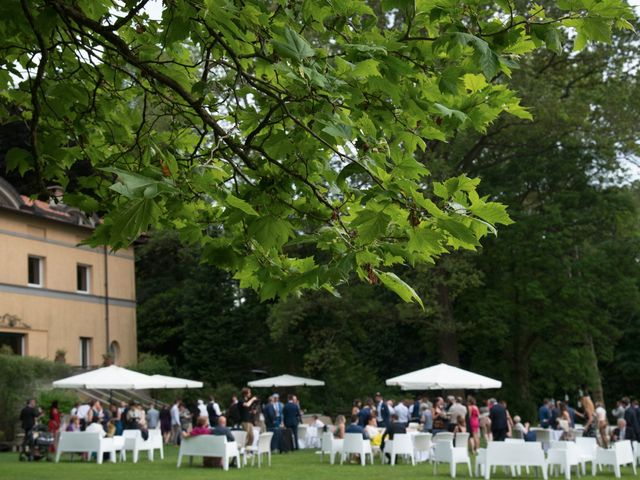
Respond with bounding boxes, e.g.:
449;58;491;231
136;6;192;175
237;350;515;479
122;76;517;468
439;68;464;95
463;73;487;93
378;271;424;308
273;27;315;62
322;122;353;140
351;209;391;243
470;202;514;226
336;162;368;190
581;17;612;43
5;147;33;176
227;193;259;216
248;216;293;249
434;103;467;122
544;28;563;54
437;217;479;246
351;59;382;79
442;32;501;79
102;167;159;192
477;47;500;79
408;226;445;255
110;198;161;243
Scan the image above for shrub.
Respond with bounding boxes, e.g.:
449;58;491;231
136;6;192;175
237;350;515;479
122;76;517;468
0;354;70;440
37;389;78;423
127;352;172;376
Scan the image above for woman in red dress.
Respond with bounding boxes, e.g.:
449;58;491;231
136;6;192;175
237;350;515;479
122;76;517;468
48;400;61;452
467;396;480;454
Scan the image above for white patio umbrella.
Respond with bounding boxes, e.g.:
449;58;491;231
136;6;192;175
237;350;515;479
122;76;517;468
52;365;165;390
385;363;501;390
247;374;325;388
151;374;203;389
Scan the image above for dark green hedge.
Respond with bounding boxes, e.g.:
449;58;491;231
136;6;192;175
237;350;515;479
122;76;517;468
0;354;70;441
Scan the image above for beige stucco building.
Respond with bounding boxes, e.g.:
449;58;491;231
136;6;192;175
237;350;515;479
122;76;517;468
0;177;137;367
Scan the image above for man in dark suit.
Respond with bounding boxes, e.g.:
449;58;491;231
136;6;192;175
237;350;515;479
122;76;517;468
272;393;284;427
381;414;406;455
489;398;509;441
622;397;640;440
345;414;370;439
211;416;237;468
211;415;235;442
611;418;634;443
538;399;551;428
283;394;302;450
264;395;277;430
375;392;390;428
358;399;372;426
207;396;221;428
226;395;241;428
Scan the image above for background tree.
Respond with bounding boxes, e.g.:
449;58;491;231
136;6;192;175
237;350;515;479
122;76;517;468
1;0;634;302
136;232;271;387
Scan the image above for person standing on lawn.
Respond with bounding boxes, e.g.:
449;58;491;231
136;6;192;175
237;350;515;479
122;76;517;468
283;394;302;450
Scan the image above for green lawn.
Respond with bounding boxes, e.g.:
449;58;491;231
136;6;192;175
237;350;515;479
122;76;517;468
0;447;636;480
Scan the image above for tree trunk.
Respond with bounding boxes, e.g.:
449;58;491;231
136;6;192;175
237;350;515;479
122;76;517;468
586;334;605;405
436;282;461;367
513;348;534;415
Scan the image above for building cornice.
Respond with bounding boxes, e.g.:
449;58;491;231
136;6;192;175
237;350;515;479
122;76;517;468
0;282;136;309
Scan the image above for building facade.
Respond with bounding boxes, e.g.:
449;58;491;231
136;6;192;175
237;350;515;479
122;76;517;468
0;177;137;367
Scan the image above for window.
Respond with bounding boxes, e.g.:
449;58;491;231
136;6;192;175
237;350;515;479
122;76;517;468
27;256;44;287
109;341;120;364
76;264;91;293
0;333;25;355
80;337;92;368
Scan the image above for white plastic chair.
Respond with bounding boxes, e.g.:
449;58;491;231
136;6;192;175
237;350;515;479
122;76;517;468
532;428;552;450
593;440;636;478
476;448;487;477
340;433;374;466
177;435;241;471
413;432;432;462
482;441;547;480
121;430;156;463
548;441;581;479
298;425;309;449
435;432;455;443
248;432;273;467
231;430;247;446
505;438;525;443
252;427;261;447
455;432;470;448
112;435;125;459
575;437;598;475
432;439;472;478
148;429;164;460
55;432;116;464
319;432;342;465
384;433;416;466
306;426;320;448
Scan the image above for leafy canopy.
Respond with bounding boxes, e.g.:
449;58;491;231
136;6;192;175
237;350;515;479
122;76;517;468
0;0;634;303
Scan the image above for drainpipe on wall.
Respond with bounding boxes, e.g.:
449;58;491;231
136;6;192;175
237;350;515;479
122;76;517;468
104;246;110;357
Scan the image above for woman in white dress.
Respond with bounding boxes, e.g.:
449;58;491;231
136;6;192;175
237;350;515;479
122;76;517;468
595;401;608;448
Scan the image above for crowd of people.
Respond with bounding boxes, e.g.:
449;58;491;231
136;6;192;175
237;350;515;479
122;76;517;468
168;388;306;451
328;388;640;453
19;386;640;461
19;397;165;448
535;394;640;447
329;393;503;454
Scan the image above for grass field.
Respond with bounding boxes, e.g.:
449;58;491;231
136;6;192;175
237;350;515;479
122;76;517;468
0;446;637;480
